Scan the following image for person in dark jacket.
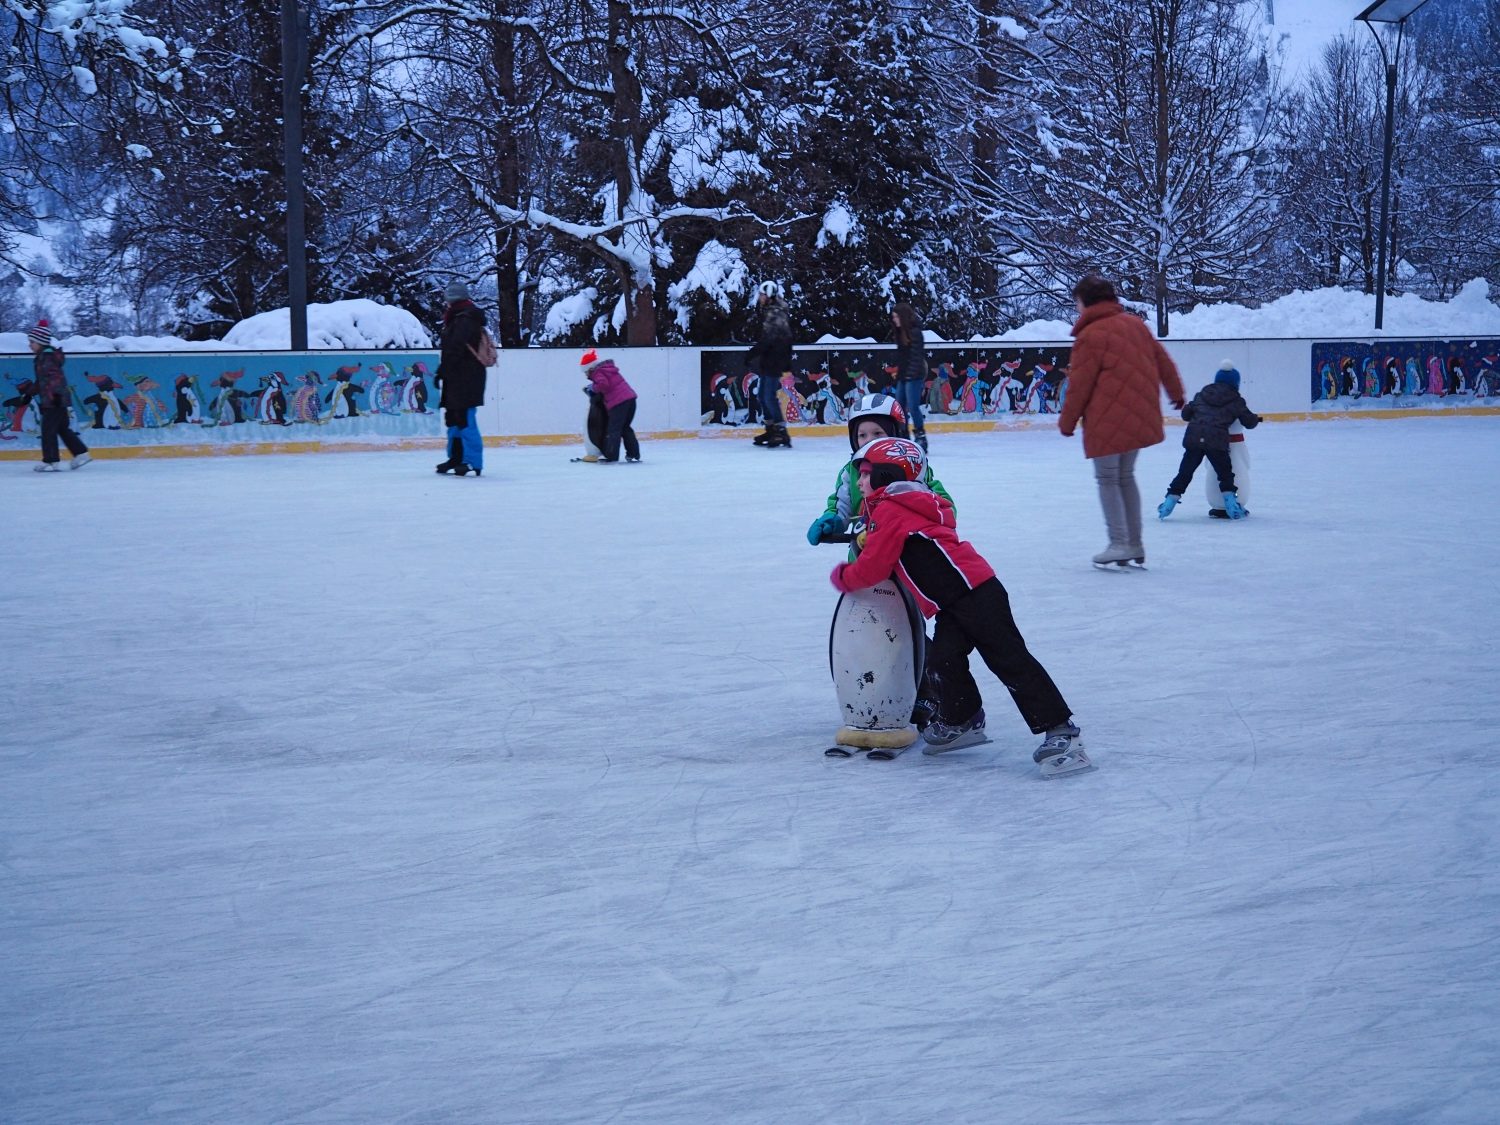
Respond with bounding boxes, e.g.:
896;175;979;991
746;281;793;448
1158;363;1262;520
890;303;929;451
829;437;1086;773
28;319;91;472
434;281;487;477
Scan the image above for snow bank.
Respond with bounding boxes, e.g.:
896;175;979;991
0;332;243;353
222;299;431;349
0;299;433;354
988;280;1500;342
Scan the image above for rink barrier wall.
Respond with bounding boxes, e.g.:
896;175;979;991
2;336;1495;460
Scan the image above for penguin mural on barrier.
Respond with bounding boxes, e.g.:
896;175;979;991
82;373;127;429
173;375;204;424
367;362;401;415
822;525;925;760
1403;357;1423;396
707;372;747;426
207;370;250;425
399;361;430;414
987;358;1023;414
1427;354;1446;396
1474;355;1500;397
954;361;988;414
1;377;39;439
778;372;808;422
121;376;172;428
812;370;848;425
291;372;324;423
741;372;760;426
258;372;290;425
326;365;364;418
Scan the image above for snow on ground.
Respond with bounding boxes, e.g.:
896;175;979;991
4;421;1499;1123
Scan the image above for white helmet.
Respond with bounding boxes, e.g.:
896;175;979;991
757;280;783;300
846;392;909;448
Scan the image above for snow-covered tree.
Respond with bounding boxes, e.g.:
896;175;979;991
1007;0;1282;335
1399;0;1500;297
732;0;960;342
337;0;779;346
1273;38;1389;293
918;0;1067;330
0;0;186;260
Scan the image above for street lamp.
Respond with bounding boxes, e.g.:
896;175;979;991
1356;0;1434;330
281;0;309;351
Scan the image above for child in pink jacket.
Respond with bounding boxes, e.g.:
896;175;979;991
580;349;641;463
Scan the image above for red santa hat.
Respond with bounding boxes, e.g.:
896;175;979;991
579;349;601;372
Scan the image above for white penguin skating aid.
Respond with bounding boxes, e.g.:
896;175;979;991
1205;426;1250;516
825;577;925;760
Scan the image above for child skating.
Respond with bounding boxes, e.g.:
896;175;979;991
807;393;951;731
1202;365;1255;518
28;319;92;472
828;437;1088;776
805;393;952;545
580;349;641;463
1158;362;1262;520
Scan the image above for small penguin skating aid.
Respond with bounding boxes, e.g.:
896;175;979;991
825;575;925;760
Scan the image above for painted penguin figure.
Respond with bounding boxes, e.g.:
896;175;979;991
828;568;924;754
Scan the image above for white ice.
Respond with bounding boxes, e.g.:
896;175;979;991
4;419;1498;1123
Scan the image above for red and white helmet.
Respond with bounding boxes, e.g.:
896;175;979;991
852;436;927;486
846;392;908;448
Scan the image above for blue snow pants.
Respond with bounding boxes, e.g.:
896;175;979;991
447;407;483;470
895;379;926;434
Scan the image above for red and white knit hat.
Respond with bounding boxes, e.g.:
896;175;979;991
27;319;51;347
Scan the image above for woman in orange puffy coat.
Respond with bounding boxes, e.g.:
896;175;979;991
1057;275;1186;568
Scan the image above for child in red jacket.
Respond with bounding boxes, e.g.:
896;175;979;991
829;438;1087;772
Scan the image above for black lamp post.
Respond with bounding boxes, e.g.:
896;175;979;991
1356;0;1434;330
281;0;309;351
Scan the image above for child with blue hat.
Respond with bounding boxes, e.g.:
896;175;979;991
1158;361;1262;520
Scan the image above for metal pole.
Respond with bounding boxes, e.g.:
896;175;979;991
1375;57;1397;330
281;0;308;351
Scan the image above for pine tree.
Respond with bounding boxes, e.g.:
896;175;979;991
753;0;947;341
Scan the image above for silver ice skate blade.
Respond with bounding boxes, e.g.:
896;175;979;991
1039;748;1095;778
1093;560;1145;571
921;731;992;756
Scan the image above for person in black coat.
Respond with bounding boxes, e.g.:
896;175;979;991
890;302;928;450
434;281;487;477
746;281;794;448
1158;364;1262;520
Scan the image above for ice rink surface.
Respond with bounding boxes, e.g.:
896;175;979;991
4;419;1498;1124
